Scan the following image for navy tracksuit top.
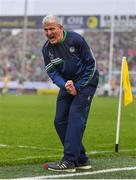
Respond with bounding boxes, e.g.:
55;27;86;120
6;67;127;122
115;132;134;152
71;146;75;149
42;31;98;91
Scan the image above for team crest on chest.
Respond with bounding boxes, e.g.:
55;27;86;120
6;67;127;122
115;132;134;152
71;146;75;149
49;51;54;60
69;46;75;53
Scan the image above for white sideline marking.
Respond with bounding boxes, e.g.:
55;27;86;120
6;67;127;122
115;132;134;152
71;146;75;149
87;148;136;155
1;144;136;154
12;155;61;161
10;166;136;179
0;155;61;163
17;145;62;151
0;144;9;147
1;144;136;162
0;144;62;151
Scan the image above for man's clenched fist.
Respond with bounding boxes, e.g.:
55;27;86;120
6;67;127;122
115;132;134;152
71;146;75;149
65;80;77;96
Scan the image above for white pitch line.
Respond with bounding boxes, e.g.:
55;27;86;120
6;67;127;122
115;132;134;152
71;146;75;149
10;166;136;179
0;144;9;147
0;144;62;151
1;144;136;155
17;145;62;151
87;148;136;155
0;155;62;163
0;148;136;173
13;155;62;161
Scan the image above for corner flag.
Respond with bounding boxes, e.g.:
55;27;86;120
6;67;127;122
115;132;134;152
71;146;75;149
115;56;133;152
122;57;133;106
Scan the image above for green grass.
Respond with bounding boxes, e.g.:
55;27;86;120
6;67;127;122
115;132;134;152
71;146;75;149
0;94;136;178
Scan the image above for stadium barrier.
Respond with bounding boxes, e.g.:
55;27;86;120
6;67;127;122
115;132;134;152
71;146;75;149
37;88;59;95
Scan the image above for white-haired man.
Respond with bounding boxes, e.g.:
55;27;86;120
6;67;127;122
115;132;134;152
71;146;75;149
42;15;99;172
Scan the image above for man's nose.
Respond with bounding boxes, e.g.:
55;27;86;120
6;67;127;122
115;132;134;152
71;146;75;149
47;30;52;36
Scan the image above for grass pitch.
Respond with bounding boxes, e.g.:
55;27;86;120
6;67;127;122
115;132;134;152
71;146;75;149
0;94;135;178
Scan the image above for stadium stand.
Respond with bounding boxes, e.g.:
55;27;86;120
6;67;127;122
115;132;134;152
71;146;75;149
0;29;136;95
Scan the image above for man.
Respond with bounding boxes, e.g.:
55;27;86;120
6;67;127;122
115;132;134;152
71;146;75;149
1;74;11;95
42;15;99;172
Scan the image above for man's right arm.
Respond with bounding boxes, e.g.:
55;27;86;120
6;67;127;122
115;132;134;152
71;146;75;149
42;47;66;89
46;66;66;89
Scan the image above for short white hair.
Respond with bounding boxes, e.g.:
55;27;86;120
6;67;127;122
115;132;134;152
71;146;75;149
42;15;63;26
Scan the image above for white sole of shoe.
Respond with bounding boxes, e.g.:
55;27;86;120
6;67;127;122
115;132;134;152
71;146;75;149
48;167;76;172
76;165;92;170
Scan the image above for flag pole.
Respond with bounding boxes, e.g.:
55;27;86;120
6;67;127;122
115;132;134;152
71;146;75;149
115;57;125;152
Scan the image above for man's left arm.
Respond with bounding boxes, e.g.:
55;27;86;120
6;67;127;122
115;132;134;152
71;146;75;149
74;38;96;92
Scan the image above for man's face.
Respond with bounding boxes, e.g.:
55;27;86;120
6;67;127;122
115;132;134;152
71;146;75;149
43;22;63;44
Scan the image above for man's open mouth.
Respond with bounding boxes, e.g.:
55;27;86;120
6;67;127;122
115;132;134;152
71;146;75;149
49;35;55;41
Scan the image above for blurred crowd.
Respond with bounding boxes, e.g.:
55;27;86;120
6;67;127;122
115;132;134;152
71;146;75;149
0;29;136;92
0;29;47;82
83;31;136;86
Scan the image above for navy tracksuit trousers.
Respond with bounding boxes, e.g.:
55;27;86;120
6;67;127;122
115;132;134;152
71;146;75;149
54;76;98;165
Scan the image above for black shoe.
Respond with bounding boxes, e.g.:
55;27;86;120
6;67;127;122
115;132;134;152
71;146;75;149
76;159;91;170
43;160;76;172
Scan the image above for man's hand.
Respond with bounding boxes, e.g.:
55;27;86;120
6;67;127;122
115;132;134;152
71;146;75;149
65;80;77;96
65;80;73;89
